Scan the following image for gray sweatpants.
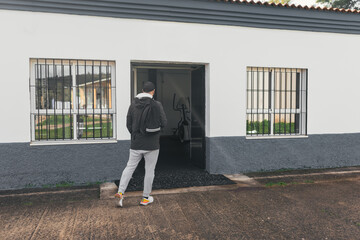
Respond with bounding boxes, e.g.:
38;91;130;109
118;149;159;197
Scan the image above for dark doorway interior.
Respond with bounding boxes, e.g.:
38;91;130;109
116;63;234;191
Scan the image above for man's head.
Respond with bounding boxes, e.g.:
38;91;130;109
142;81;155;96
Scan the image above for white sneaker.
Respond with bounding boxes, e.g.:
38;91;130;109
115;192;124;207
140;196;154;206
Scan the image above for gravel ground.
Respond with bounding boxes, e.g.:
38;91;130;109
115;138;235;191
115;165;235;192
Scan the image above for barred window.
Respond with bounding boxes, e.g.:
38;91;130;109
246;67;307;137
30;59;116;142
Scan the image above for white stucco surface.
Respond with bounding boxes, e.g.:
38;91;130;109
0;9;359;143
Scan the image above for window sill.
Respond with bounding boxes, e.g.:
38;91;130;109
30;139;118;146
246;135;308;140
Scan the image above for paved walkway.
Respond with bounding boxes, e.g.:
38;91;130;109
0;175;359;239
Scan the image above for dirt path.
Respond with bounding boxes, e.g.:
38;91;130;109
0;177;359;239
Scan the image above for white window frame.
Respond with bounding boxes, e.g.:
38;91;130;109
29;59;117;144
246;67;308;139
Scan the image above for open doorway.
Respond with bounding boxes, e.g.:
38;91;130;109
131;62;206;172
118;62;234;191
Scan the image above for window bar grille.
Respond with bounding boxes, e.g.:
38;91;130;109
295;72;300;133
69;60;73;139
299;70;303;135
283;69;286;134
305;69;308;135
290;69;293;135
99;62;103;139
284;69;287;134
76;60;80;139
275;69;281;135
92;61;95;139
276;70;278;135
284;69;286;134
53;60;57;140
35;59;38;140
278;70;280;135
36;59;40;140
45;60;49;140
246;67;307;137
272;70;275;135
32;58;114;141
262;68;265;135
85;61;88;139
279;69;282;135
299;72;303;136
283;70;285;134
40;62;44;140
301;70;305;135
113;62;116;139
280;70;283;135
256;67;259;134
107;61;110;138
268;71;271;135
253;67;255;135
61;60;64;140
248;68;251;135
246;68;248;135
251;68;254;136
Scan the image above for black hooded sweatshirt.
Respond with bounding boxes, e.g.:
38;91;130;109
127;93;167;150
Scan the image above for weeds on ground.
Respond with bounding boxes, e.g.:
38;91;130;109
290;182;299;185
23;202;33;206
86;180;106;186
265;180;315;187
55;181;74;188
304;180;315;183
41;180;105;188
24;183;36;188
274;168;294;173
265;182;288;187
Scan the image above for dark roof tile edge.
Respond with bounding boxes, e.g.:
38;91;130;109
216;0;360;14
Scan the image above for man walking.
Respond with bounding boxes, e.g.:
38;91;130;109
115;81;167;207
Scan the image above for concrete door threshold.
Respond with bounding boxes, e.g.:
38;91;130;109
100;174;258;199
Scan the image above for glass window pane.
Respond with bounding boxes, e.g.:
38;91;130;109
34;115;47;140
35;63;72;110
77;114;113;139
76;65;112;110
101;65;112;109
246;114;270;136
35;115;72;140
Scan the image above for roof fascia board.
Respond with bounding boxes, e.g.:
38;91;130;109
0;0;359;34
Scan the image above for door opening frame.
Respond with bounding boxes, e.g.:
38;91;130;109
130;61;208;169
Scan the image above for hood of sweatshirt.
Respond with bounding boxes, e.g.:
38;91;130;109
134;93;153;109
136;93;153;99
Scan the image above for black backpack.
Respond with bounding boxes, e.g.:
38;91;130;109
139;99;161;135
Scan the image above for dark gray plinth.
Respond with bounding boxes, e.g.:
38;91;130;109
0;140;130;190
1;133;360;190
206;134;360;174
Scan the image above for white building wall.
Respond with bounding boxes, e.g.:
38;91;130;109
0;9;360;143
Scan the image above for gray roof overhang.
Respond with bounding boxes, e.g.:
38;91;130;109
0;0;359;34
